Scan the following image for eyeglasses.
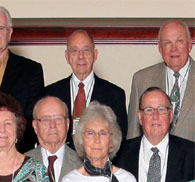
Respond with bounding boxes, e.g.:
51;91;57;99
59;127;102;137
0;26;10;32
68;47;93;56
35;115;68;125
140;106;172;115
83;130;112;139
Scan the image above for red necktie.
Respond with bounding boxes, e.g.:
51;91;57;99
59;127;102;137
48;155;57;182
74;82;86;118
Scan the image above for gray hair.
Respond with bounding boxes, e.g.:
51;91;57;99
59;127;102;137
158;20;191;42
33;96;69;119
0;6;12;27
74;101;122;159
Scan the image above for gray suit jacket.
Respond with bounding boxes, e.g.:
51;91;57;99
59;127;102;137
25;145;83;181
127;57;195;142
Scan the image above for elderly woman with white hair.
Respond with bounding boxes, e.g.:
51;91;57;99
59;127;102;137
61;101;136;182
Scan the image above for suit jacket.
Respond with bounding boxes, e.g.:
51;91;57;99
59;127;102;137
127;57;195;142
114;135;195;182
0;50;45;152
46;74;128;146
25;145;83;182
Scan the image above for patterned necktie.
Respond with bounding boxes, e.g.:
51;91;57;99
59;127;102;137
74;82;86;118
147;147;161;182
170;72;180;129
48;155;57;182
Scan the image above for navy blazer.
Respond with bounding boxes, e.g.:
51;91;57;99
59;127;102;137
0;50;45;152
114;135;195;182
46;74;127;147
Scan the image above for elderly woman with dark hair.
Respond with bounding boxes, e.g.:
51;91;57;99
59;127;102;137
62;101;136;182
0;91;49;182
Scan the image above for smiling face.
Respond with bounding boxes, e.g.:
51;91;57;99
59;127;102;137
32;97;69;152
65;31;98;81
158;21;192;72
138;90;173;145
0;12;12;56
83;118;112;167
0;110;17;151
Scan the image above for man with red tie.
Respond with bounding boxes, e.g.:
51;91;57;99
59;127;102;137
46;29;127;149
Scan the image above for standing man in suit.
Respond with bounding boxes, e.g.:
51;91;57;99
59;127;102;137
127;20;194;142
0;6;44;152
26;96;82;182
115;87;194;182
46;29;127;147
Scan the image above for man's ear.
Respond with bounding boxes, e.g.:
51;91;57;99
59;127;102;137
32;120;38;134
137;110;143;126
65;50;70;64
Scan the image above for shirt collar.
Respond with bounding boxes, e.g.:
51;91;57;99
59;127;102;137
142;134;169;155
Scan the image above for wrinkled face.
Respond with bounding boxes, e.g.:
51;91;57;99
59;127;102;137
158;21;192;72
83;118;112;165
0;12;12;54
0;110;17;150
33;97;69;149
65;31;98;81
138;91;173;144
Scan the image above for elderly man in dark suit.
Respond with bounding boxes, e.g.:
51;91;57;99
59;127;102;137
0;6;44;152
46;29;127;148
115;87;194;182
26;96;82;182
127;20;194;142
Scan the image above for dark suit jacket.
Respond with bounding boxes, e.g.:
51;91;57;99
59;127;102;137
0;50;45;152
25;145;83;181
114;135;195;182
46;74;127;146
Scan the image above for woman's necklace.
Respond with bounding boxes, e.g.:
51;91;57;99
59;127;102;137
11;152;18;182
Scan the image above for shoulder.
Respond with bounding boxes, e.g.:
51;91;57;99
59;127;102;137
94;75;125;93
114;168;137;182
133;62;164;78
9;50;42;68
46;76;71;90
65;145;82;162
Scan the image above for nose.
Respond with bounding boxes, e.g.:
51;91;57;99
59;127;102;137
0;123;6;133
170;42;177;51
49;119;57;128
94;133;101;143
78;50;84;58
152;109;159;120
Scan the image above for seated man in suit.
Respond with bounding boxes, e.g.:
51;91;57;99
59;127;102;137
127;20;194;142
46;29;127;148
115;87;194;182
25;96;82;182
0;6;44;152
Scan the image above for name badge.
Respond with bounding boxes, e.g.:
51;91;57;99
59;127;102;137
72;118;80;135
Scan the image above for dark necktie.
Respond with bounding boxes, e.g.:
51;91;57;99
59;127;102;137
84;157;119;182
48;155;57;182
147;147;161;182
170;72;180;129
74;82;86;118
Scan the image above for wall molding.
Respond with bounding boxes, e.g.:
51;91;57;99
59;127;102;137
10;18;195;45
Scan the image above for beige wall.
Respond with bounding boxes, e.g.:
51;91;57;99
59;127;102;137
10;45;195;107
1;0;195;18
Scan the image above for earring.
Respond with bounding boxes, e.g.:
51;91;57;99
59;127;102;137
15;138;18;143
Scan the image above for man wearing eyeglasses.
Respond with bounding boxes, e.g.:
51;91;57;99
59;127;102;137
127;20;194;142
25;96;82;182
46;29;127;149
0;7;44;152
114;87;195;182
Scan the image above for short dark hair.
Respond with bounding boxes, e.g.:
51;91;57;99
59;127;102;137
0;91;26;141
139;87;172;110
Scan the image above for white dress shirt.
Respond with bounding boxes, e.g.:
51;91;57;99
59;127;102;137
166;58;191;112
139;134;169;182
41;145;65;182
70;71;95;114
